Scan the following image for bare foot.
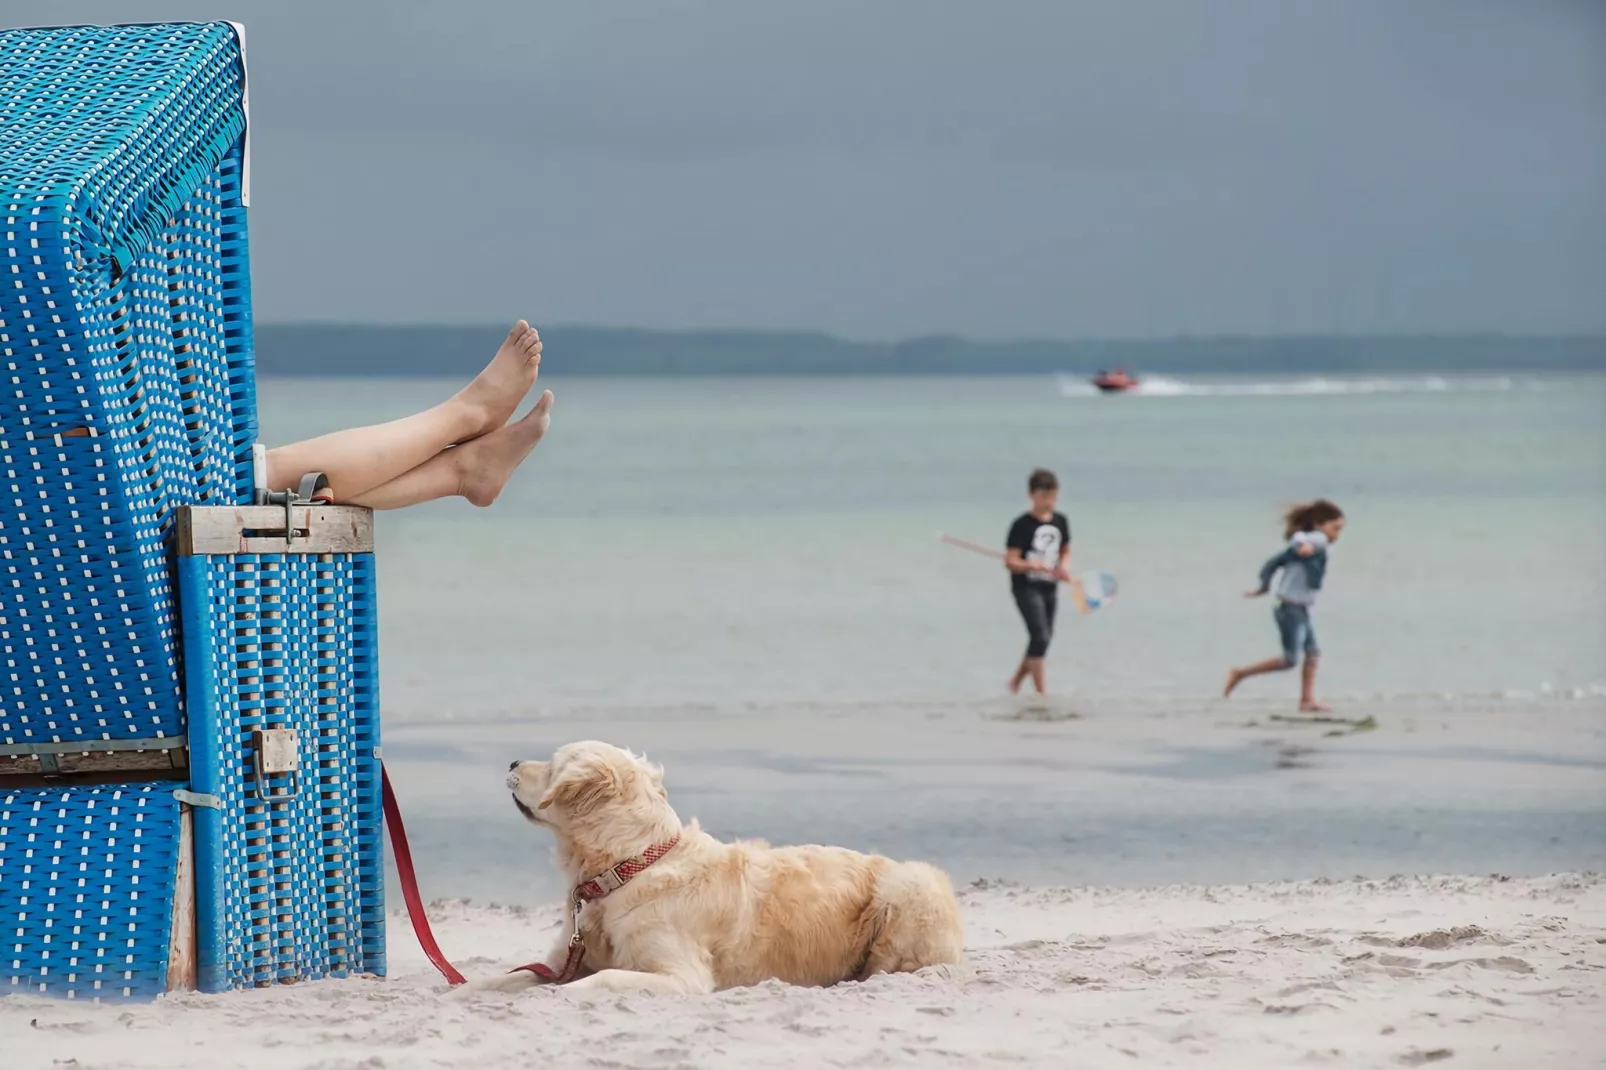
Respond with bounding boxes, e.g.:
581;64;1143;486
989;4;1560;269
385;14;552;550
1298;700;1332;713
1222;669;1244;698
454;390;554;506
453;320;543;440
1008;677;1022;694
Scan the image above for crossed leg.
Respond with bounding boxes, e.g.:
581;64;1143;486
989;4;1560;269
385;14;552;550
263;320;550;508
349;392;552;509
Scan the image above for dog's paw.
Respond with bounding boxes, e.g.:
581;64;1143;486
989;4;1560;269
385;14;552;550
448;970;546;999
914;960;975;984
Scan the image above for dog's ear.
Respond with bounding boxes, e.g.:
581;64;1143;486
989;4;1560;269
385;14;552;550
646;759;667;800
537;754;623;815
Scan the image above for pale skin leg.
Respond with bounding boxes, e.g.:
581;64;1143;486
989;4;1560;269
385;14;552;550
348;391;552;509
1009;656;1046;695
1299;656;1329;712
1222;656;1291;698
1223;655;1329;711
263;321;543;502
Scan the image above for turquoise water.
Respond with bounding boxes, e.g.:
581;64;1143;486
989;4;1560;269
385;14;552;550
258;372;1606;898
261;372;1606;714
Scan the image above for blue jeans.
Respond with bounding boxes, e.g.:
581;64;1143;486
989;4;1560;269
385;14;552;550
1274;601;1319;666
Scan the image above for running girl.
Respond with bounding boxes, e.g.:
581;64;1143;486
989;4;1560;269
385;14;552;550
1222;500;1346;711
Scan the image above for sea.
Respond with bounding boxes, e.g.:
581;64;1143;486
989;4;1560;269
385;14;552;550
257;372;1606;903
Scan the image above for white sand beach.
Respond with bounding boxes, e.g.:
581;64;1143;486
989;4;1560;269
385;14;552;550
4;871;1601;1070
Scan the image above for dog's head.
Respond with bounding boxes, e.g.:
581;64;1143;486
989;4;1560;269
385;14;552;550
506;741;671;846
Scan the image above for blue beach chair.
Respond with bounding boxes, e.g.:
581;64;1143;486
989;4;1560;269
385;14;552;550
1;21;384;999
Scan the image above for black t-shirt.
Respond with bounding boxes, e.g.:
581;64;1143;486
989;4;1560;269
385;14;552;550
1006;511;1071;590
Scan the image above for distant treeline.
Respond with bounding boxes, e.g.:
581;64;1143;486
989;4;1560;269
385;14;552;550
254;325;1606;377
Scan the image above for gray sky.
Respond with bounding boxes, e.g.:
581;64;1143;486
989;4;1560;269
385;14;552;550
7;1;1605;337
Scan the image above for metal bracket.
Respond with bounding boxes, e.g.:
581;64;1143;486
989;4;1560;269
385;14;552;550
174;789;222;810
252;471;332;545
249;728;300;802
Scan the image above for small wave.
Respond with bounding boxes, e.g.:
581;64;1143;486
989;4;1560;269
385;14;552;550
384;683;1606;727
1054;373;1518;399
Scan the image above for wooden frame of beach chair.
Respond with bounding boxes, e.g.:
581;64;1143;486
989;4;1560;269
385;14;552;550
1;21;385;1000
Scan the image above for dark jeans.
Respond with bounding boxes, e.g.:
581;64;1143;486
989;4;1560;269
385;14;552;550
1013;583;1058;658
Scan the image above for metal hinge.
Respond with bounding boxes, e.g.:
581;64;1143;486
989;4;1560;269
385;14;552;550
173;789;222;810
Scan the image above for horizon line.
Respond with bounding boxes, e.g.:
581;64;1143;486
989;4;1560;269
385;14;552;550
254;324;1606;344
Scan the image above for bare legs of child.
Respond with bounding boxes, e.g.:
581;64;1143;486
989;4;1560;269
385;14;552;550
263;321;553;509
1222;655;1329;712
1299;656;1328;712
1008;657;1046;695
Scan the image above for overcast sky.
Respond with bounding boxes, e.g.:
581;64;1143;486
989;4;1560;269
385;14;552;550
6;1;1604;338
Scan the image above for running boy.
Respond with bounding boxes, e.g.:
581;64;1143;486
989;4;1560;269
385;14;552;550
1222;499;1346;711
1005;468;1082;694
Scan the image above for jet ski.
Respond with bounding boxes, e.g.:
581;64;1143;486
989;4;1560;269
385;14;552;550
1091;368;1138;393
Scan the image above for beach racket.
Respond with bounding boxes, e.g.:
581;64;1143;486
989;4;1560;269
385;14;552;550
938;533;1119;613
1076;570;1120;611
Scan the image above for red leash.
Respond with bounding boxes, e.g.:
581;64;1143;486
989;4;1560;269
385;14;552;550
508;833;682;984
381;763;467;985
381;764;681;988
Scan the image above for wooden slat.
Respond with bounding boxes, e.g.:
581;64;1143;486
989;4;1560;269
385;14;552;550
167;807;198;992
175;504;375;556
0;748;188;777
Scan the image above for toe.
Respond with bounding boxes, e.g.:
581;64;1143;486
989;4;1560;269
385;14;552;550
524;392;554;436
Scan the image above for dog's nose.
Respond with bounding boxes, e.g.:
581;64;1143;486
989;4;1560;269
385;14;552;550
508;760;521;772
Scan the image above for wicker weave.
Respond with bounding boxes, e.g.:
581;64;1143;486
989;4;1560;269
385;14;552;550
0;782;184;1000
1;22;384;1000
181;551;385;990
0;22;255;745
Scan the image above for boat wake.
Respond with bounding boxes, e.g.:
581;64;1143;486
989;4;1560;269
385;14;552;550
1054;373;1521;399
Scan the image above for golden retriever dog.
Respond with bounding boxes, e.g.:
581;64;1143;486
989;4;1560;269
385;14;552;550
467;740;964;995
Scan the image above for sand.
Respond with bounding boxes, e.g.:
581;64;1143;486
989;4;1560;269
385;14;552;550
4;871;1602;1070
